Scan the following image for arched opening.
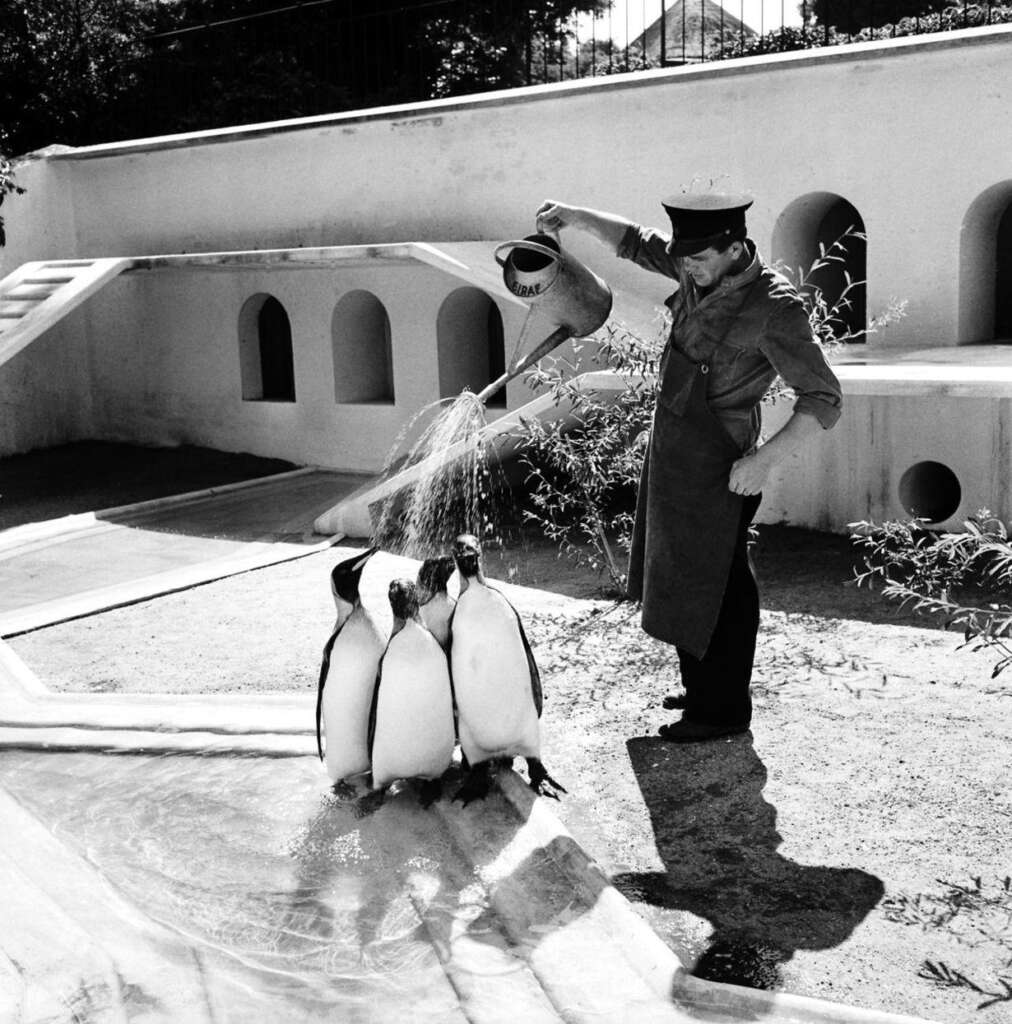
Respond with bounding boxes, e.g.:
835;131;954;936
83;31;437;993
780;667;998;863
237;293;296;402
958;182;1012;344
332;290;395;404
996;202;1012;341
436;289;507;408
772;192;867;342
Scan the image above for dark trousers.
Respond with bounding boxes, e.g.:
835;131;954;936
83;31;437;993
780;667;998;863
676;492;762;727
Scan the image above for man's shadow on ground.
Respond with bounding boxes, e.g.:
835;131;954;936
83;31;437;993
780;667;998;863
612;735;884;990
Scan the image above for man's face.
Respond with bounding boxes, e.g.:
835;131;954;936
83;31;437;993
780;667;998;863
678;243;742;289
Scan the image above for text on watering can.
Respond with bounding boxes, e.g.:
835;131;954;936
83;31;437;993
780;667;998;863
509;281;544;298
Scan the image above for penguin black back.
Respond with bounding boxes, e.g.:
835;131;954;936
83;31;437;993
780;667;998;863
452;534;482;582
388;578;420;624
417;555;455;598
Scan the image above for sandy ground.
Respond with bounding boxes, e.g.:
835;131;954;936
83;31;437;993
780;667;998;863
5;443;1012;1024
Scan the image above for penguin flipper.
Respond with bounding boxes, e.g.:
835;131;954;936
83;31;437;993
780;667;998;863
445;604;459;733
366;659;384;762
315;628;341;761
508;602;543;717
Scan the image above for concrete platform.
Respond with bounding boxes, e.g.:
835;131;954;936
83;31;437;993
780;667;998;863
832;344;1012;397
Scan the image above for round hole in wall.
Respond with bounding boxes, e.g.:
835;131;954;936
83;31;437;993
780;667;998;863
897;461;961;524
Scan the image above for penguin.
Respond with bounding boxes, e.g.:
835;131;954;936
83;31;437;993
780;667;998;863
368;579;456;807
448;533;567;805
315;545;387;789
417;555;456;651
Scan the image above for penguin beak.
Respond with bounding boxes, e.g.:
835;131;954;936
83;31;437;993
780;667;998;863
351;544;379;573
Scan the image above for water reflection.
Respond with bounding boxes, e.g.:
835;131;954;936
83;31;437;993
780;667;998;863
0;751;511;1022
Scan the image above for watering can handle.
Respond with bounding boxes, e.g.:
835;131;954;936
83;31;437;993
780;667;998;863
493;240;563;268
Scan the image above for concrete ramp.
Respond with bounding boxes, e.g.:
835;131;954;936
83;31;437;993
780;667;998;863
0;258;131;368
313;370;630;538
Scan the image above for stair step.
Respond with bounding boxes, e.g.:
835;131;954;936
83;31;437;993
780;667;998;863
7;283;57;300
0;256;129;369
0;299;42;317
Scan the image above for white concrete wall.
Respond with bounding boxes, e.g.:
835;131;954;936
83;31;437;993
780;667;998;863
2;26;1011;531
759;390;1012;532
71;261;526;471
6;28;1011;345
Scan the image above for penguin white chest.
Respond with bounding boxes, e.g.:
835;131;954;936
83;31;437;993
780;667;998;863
371;622;455;787
321;611;386;782
451;586;540;761
420;593;455;649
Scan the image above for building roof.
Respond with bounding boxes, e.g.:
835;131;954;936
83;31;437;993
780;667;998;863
632;0;757;63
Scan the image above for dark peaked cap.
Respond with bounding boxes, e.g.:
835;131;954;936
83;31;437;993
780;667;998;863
662;192;753;256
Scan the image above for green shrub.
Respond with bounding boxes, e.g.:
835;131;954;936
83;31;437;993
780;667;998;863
514;318;662;594
852;510;1012;677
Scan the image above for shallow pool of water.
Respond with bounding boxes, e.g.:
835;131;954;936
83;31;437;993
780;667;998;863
0;750;520;1023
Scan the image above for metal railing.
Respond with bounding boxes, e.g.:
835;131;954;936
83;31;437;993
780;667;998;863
131;2;1010;135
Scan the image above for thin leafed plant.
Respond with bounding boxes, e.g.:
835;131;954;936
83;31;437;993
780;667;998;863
513;317;663;595
851;509;1012;678
764;226;907;405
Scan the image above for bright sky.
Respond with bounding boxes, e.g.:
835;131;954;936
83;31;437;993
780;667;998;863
584;1;805;45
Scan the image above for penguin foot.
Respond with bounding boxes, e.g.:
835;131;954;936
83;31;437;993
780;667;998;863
417;778;443;808
453;763;494;807
330;779;358;801
353;788;387;818
526;758;567;801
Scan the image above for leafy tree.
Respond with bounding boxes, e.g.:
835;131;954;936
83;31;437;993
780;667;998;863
809;1;951;30
804;1;1012;32
2;0;612;152
0;0;161;154
719;4;1012;60
0;154;26;247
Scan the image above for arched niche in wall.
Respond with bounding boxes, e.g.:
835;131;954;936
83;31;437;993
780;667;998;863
772;192;867;342
436;288;507;408
960;181;1012;344
237;293;296;402
332;290;395;404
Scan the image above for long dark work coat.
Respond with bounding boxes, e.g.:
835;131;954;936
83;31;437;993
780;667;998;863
625;250;840;659
626;345;743;659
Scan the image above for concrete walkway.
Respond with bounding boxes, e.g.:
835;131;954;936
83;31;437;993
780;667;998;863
0;468;367;637
0;474;942;1024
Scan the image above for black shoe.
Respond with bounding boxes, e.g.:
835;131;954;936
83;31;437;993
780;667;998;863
662;692;688;710
658;719;750;743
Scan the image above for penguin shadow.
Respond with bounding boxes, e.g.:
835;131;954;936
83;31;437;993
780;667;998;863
612;736;885;997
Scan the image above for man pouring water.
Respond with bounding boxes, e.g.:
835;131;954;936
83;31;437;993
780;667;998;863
536;193;842;743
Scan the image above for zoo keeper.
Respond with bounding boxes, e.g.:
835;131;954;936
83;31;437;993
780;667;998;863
535;193;843;743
